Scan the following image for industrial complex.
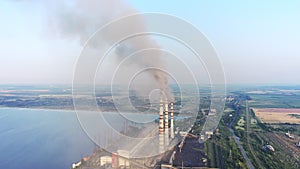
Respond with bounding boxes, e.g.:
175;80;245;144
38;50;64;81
71;94;208;169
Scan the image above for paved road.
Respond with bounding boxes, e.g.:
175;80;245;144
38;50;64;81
229;100;254;169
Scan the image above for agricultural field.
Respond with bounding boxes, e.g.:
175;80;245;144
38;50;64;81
253;108;300;124
231;85;300;108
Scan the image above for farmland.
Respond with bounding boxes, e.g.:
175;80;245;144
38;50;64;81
219;86;300;168
253;108;300;124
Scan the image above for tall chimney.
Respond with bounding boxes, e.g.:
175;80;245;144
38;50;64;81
159;96;164;153
164;98;169;146
170;102;174;139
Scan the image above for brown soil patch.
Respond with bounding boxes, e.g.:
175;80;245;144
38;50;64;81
253;108;300;124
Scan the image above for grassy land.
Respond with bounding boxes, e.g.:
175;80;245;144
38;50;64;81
249;94;300;108
190;87;300;169
201;99;248;169
233;100;300;169
213;125;247;169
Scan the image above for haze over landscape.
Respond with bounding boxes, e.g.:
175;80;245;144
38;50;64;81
1;0;300;84
1;1;300;169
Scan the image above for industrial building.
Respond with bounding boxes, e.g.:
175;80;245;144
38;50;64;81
70;93;183;169
159;96;175;153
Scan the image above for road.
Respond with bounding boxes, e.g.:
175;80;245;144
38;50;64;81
245;101;263;168
229;100;254;169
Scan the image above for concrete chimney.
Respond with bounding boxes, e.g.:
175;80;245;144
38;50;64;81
164;98;169;146
159;96;164;153
170;102;174;139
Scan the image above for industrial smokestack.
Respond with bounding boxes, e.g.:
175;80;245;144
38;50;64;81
170;102;174;139
164;98;169;146
159;95;164;153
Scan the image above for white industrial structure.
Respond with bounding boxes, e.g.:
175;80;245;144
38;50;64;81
170;102;175;139
159;96;165;153
164;98;169;147
159;94;175;153
71;161;82;169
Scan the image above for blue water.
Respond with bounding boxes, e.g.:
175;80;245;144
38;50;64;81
0;108;95;169
0;108;189;169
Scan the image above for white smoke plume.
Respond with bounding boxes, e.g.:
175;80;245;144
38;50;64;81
22;0;174;100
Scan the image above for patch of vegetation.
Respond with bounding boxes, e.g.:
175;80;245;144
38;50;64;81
288;113;300;119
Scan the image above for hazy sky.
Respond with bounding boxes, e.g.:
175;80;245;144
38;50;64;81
0;0;300;84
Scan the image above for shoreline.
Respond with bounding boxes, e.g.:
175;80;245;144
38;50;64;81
0;106;76;113
0;106;194;118
0;106;159;115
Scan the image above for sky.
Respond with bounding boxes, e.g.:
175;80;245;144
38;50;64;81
0;0;300;84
